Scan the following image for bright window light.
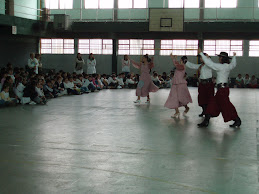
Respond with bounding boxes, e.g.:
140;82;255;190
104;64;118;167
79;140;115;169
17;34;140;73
134;0;147;8
168;0;199;8
249;41;259;57
78;39;113;55
118;0;132;8
118;39;154;55
204;40;243;56
160;40;198;56
41;39;74;54
205;0;237;8
85;0;114;9
118;0;147;8
45;0;73;9
85;0;99;9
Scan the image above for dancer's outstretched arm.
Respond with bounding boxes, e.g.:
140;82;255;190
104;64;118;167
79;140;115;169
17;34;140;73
170;53;184;70
129;58;141;69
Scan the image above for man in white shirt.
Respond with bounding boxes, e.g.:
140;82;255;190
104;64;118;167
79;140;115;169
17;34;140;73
28;53;38;74
197;49;241;128
186;53;214;117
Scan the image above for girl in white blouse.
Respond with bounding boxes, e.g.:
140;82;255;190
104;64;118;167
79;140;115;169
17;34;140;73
87;53;96;74
122;55;131;77
14;77;34;104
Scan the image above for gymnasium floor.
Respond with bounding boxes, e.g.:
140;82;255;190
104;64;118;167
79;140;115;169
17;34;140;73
0;88;258;194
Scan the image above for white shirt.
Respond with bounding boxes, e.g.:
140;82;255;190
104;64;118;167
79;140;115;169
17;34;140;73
35;87;44;97
122;59;130;73
28;58;36;68
117;77;124;86
63;82;75;89
14;83;25;99
83;79;91;87
34;58;39;74
243;78;250;85
186;61;213;80
199;52;236;84
87;59;96;74
8;74;15;82
108;77;117;84
126;79;135;85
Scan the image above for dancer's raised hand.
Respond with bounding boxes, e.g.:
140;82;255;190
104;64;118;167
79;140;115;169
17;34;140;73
198;48;202;54
233;52;236;56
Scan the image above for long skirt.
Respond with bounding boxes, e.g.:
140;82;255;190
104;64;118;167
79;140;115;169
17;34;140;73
164;83;192;109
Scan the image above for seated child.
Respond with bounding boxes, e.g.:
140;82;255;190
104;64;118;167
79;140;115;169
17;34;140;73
63;77;81;95
14;77;35;104
83;75;96;92
126;74;137;89
0;85;17;106
108;75;119;89
35;81;48;104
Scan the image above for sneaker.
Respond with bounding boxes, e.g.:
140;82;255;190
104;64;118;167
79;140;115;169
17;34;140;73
117;86;122;89
29;101;37;105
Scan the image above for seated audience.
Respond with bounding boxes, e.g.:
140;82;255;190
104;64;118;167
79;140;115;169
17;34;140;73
235;74;243;88
243;74;250;88
249;75;258;88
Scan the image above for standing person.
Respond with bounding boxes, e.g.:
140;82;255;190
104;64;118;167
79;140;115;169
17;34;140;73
75;53;85;74
186;54;214;117
129;54;159;104
87;53;96;75
198;49;241;128
164;54;192;118
122;55;131;77
35;54;42;74
28;53;37;75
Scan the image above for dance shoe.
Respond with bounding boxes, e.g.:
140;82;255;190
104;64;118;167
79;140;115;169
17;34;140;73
229;117;242;128
171;112;180;118
134;100;141;104
198;115;211;127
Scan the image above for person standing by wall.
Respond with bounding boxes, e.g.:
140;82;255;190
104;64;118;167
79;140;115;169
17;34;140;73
122;55;131;77
74;53;85;74
87;53;96;75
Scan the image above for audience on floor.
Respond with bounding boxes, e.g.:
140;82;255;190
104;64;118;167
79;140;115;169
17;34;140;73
0;56;258;107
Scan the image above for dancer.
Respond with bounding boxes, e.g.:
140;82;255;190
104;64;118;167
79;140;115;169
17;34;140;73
197;49;241;128
186;53;214;117
129;55;159;104
164;54;192;118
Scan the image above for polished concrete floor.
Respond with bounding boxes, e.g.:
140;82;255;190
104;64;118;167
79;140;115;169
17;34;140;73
0;88;258;194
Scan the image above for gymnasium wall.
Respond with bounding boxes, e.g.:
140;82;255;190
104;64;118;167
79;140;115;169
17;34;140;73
0;34;38;68
39;39;259;77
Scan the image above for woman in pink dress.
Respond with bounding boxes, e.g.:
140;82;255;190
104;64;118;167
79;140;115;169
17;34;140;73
164;54;192;118
129;55;159;104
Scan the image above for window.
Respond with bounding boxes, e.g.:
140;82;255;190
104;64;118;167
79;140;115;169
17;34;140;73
40;39;74;54
118;0;147;8
168;0;199;8
118;39;154;55
249;41;259;57
85;0;114;9
204;40;243;56
205;0;237;8
160;40;198;56
78;39;113;55
45;0;73;9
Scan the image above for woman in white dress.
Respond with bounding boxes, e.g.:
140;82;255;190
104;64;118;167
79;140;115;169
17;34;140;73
122;55;130;77
74;53;85;74
87;53;96;75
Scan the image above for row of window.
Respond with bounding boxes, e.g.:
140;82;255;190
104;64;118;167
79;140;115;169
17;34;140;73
45;0;242;9
40;39;259;57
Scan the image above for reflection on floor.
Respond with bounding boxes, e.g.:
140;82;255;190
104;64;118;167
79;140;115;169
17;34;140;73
0;88;258;193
